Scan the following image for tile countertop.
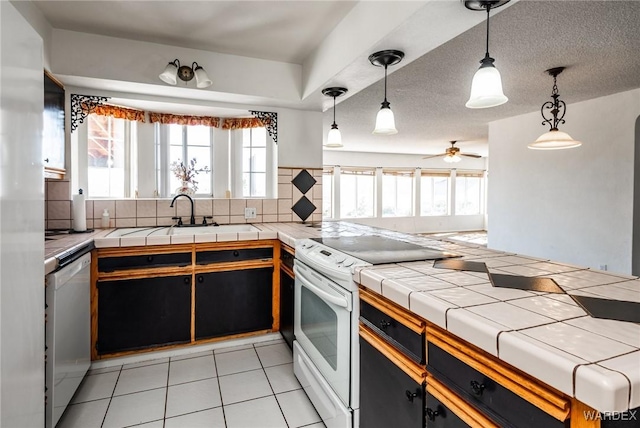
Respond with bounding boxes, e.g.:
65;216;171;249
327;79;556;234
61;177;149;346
44;222;640;413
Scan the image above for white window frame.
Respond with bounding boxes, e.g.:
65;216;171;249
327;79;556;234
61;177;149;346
338;167;376;219
419;170;450;216
381;168;414;217
231;127;276;199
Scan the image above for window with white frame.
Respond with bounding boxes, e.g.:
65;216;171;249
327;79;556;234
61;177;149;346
420;171;449;216
322;167;334;218
165;124;213;196
241;127;267;197
87;114;135;198
382;169;413;217
340;168;375;218
455;171;483;215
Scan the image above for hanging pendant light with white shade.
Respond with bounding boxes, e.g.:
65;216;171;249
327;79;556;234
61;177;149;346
465;0;509;109
322;87;348;148
369;50;404;135
529;67;581;150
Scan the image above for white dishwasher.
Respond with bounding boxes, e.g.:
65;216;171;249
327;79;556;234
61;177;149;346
45;249;92;428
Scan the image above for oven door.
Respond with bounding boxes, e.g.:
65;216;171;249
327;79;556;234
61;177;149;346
294;260;352;407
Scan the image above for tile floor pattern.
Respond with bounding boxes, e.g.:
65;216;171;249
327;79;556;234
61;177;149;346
58;339;325;428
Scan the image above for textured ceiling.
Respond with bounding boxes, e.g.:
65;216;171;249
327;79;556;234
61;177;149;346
33;0;357;64
327;0;640;156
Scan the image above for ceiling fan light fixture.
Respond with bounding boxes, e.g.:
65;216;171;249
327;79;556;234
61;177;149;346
369;50;404;135
464;0;509;109
322;87;348;148
529;67;581;150
443;154;462;163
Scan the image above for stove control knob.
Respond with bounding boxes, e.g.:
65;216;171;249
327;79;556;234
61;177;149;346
342;260;355;267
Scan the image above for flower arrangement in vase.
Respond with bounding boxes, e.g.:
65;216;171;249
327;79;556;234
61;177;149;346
170;158;210;195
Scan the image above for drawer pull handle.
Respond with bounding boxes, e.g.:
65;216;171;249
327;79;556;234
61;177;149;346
425;408;440;421
470;380;486;396
405;389;419;403
379;320;391;330
197;276;204;283
184;277;191;284
147;256;153;262
233;250;239;257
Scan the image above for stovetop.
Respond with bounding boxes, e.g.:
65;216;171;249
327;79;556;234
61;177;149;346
310;235;459;265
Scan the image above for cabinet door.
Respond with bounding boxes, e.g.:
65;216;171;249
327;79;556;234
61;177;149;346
43;72;65;172
360;336;425;428
97;275;191;354
195;268;273;340
425;392;470;428
279;268;294;349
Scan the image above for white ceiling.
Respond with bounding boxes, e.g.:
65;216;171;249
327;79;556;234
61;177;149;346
31;0;640;158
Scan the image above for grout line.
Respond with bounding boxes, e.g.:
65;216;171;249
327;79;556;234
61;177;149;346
212;351;228;428
255;343;291;428
162;359;170;428
100;365;123;428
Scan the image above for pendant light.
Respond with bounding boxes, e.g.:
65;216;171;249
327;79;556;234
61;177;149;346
465;0;509;109
322;87;348;148
369;50;404;135
529;67;581;150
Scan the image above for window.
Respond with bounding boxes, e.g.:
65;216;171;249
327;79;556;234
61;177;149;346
455;171;483;215
420;171;449;216
382;169;413;217
242;127;267;197
322;167;334;218
340;168;375;218
166;124;212;196
87;114;133;198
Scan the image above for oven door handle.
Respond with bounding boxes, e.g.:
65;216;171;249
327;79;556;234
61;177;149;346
294;265;350;310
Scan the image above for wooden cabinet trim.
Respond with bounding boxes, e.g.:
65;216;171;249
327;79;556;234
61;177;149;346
97;266;192;281
194;260;273;274
570;398;601;428
97;244;194;258
427;324;571;422
44;166;66;180
360;323;426;385
196;240;279;252
359;286;425;334
427;375;500;428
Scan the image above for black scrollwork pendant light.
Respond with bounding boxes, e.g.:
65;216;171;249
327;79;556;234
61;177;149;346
529;67;581;150
322;87;348;148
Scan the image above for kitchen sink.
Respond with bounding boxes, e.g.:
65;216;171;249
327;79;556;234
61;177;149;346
106;224;260;238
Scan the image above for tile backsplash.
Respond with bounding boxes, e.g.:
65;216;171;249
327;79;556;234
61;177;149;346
45;168;323;229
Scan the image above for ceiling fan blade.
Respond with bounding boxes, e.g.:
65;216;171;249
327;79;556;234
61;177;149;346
422;153;447;159
461;153;482;158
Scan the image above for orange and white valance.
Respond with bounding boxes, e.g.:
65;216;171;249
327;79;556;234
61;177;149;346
221;117;268;130
90;104;146;122
149;112;220;127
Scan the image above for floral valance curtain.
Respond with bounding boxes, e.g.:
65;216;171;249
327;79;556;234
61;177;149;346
221;117;268;130
88;104;146;122
149;112;220;127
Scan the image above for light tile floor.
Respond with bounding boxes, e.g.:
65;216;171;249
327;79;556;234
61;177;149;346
58;337;325;428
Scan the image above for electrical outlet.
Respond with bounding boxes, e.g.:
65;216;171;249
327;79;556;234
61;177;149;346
244;207;257;219
599;264;608;271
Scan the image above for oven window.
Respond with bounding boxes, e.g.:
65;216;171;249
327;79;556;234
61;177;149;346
300;287;338;370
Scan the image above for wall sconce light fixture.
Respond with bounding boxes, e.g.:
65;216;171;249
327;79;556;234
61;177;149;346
369;50;404;135
322;87;348;148
465;0;509;109
159;59;212;88
529;67;581;150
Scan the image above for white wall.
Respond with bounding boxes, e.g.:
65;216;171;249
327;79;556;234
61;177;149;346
488;89;640;274
1;2;45;425
633;116;640;276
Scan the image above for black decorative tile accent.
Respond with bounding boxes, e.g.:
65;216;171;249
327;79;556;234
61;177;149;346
433;259;488;273
292;169;316;195
489;273;565;294
291;196;316;222
570;295;640;323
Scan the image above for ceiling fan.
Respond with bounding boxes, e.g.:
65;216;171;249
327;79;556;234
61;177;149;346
422;141;481;163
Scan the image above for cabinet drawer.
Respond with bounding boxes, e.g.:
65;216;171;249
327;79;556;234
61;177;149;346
280;247;294;270
359;287;426;364
98;252;191;272
360;325;426;428
428;342;566;428
196;247;273;264
426;392;470;428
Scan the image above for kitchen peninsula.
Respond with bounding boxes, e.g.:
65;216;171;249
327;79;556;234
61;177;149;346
44;222;640;427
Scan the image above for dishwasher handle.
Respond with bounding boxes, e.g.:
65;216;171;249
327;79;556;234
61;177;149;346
48;253;91;290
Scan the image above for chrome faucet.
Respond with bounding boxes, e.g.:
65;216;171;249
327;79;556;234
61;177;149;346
169;194;196;225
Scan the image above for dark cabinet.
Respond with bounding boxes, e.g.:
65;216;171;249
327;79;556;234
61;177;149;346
425;391;469;428
98;251;191;272
279;266;294;349
43;71;65;178
97;275;191;354
195;268;273;340
360;331;425;428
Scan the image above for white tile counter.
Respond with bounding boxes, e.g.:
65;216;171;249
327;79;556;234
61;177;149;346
45;221;640;413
